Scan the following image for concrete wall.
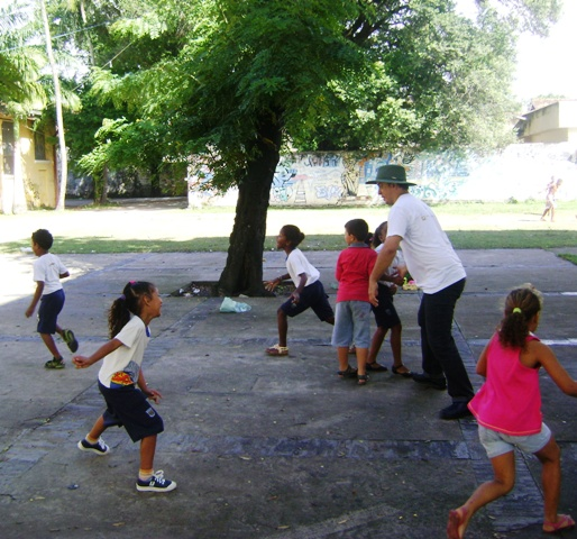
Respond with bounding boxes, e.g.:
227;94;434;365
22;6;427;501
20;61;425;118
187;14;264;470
188;142;577;207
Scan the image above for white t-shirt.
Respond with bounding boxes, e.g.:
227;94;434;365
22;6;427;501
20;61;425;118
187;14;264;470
33;253;68;295
375;244;405;288
98;315;150;388
387;193;466;294
286;248;320;287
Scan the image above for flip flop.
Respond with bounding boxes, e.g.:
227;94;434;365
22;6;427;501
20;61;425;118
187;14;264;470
392;365;412;378
543;514;575;533
266;344;289;356
447;507;468;539
366;362;388;372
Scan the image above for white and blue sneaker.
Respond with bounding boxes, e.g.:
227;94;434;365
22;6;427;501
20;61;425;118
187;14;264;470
136;470;177;492
77;437;110;455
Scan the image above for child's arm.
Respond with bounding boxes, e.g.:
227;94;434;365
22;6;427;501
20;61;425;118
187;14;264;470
475;343;489;377
137;369;162;403
528;341;577;397
72;338;123;368
290;273;307;303
60;271;70;279
264;272;289;292
25;281;44;318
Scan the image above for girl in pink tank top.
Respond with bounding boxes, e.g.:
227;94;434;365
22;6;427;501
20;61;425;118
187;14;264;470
447;285;577;538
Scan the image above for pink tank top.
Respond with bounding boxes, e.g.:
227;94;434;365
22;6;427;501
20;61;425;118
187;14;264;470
468;333;542;436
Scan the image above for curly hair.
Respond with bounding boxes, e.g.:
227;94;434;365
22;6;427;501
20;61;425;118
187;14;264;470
498;284;542;350
108;281;155;338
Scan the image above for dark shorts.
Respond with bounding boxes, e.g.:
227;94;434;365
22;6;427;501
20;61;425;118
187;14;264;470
99;382;164;442
280;280;334;321
371;284;401;330
37;289;65;334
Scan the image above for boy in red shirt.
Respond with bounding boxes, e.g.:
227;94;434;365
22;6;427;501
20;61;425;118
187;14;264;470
332;219;377;385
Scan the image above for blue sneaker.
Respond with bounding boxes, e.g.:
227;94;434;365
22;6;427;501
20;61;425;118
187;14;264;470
77;437;110;455
136;470;177;492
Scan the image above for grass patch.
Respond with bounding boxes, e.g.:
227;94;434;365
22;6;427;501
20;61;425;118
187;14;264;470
2;229;576;255
559;254;577;265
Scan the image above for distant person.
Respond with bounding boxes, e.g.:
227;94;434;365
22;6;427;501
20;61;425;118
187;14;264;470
541;177;563;222
367;165;474;419
73;281;176;493
333;219;377;385
367;221;411;376
447;285;577;538
264;225;334;356
25;229;78;369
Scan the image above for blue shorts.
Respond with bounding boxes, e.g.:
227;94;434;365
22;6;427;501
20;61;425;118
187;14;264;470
372;284;401;330
478;423;552;459
280;280;334;321
99;382;164;442
331;301;372;348
37;289;64;334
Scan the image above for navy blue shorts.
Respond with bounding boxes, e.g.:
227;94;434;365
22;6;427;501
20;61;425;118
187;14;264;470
371;284;401;330
99;382;164;442
37;289;64;334
280;280;334;321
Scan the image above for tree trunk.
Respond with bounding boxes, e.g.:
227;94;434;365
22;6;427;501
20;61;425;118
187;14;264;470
40;0;68;211
218;113;283;296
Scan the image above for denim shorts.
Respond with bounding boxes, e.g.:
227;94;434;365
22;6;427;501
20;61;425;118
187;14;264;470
478;423;552;459
331;301;372;348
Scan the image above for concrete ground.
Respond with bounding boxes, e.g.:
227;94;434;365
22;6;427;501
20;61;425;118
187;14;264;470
0;248;576;538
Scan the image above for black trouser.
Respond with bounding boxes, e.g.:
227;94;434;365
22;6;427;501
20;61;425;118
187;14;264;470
417;278;474;401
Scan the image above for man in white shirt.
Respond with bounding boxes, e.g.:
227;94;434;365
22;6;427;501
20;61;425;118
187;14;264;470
367;165;474;420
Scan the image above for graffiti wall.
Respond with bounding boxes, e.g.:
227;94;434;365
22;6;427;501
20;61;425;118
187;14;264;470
187;143;577;207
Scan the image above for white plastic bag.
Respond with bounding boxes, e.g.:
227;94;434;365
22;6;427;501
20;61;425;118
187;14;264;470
219;297;252;313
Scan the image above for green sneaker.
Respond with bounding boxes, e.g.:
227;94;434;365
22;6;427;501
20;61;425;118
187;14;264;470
45;357;65;369
62;329;78;353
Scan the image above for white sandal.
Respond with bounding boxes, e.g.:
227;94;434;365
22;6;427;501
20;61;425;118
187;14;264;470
266;344;289;356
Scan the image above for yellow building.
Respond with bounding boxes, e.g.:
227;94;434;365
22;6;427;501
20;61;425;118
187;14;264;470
516;100;577;144
0;113;57;214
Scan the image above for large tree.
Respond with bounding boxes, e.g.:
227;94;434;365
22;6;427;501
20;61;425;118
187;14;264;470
75;0;561;295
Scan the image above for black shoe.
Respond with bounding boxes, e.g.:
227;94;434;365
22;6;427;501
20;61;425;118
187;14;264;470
412;372;447;390
439;401;472;420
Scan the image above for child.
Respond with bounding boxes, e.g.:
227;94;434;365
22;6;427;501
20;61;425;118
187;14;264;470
541;177;563;222
73;281;176;493
447;285;577;538
25;229;78;369
332;219;377;385
366;222;410;376
264;225;334;356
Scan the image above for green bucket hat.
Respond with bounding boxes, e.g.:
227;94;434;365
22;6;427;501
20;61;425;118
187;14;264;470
366;164;416;187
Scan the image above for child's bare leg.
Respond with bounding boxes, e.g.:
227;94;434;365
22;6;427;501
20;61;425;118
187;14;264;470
337;346;350;372
140;434;157;473
535;437;561;524
390;324;406;369
367;326;387;364
447;451;515;539
277;309;288;348
40;333;62;358
355;347;368;376
86;415;106;443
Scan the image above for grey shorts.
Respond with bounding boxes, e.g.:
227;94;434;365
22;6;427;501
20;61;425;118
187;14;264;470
478;423;552;459
331;301;372;348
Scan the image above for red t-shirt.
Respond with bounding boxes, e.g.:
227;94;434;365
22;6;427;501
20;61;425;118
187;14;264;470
335;244;377;303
